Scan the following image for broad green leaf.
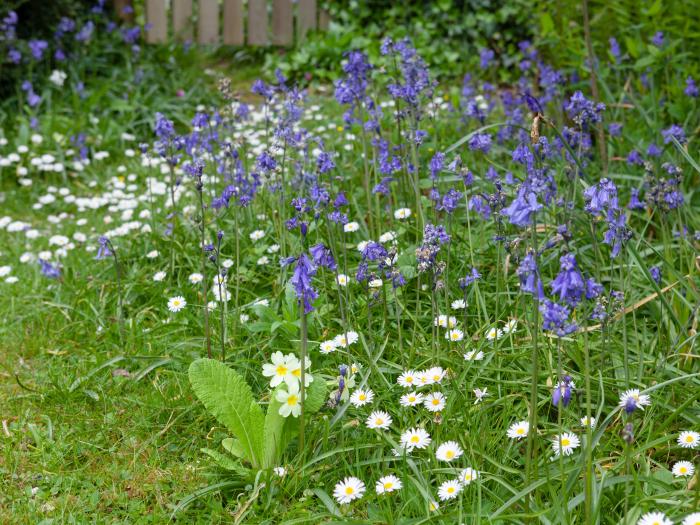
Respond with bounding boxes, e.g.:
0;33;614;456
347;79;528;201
188;358;264;468
303;374;328;415
262;387;287;469
221;437;246;459
201;448;251;477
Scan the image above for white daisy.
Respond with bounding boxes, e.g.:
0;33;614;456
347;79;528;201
507;420;530;440
368;278;383;288
273;466;286;477
350;389;374;407
682;513;700;525
153;270;167;282
678;430;699;449
503;319;518;334
434;314;457;329
334;331;359;348
459;467;479;485
619;389;651;412
366;411;392;430
580;416;597;428
375;474;402;494
473;387;489;404
435;441;463;462
336;273;349;286
146;250;159;258
394;208;412;220
249;230;265;241
319;340;337;354
637;512;672;525
485;327;503;341
400;427;431;451
188;273;203;284
423;392;446;412
464;349;484;361
257;256;269;265
446;329;464;342
397;370;418;388
672;460;695;477
427;367;446;384
167;296;186;312
429;500;440;512
399;391;424;407
416;370;434;387
437;479;462;501
451;299;467;309
333;476;365;505
552;432;580;456
343;221;360;233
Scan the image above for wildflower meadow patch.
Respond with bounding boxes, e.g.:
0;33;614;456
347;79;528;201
1;2;699;524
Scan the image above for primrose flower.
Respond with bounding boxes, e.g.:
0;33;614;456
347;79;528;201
276;382;301;418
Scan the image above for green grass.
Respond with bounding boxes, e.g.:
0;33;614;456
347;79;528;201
1;32;700;525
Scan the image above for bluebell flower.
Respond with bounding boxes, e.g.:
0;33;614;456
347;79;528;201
428;152;445;180
585;278;604;299
468;133;492;153
551;253;586;306
552;375;574;407
479;48;495;69
95;236;113;260
609;37;620;61
584;178;618;216
651;31;664;47
39;259;61;279
517;252;544;299
564;91;605;127
603;209;631;258
287;253;318;314
459;267;481;289
627;188;645;210
502;188;542;227
649;265;662;284
685;76;699;98
661;124;686;145
310;243;336;271
540;299;578;336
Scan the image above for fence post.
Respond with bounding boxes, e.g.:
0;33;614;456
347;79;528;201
145;0;167;43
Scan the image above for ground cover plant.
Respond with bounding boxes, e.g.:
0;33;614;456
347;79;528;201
1;3;699;524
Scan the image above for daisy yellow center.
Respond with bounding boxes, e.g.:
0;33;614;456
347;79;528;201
359;394;366;400
516;428;525;435
447;487;455;494
451;333;459;340
345;487;354;495
408;396;416;402
411;436;420;443
561;438;570;446
173;300;180;306
679;466;687;473
384;482;393;489
406;377;414;383
464;474;472;481
686;435;694;442
286;395;298;405
432;399;439;405
446;450;455;459
375;418;384;425
276;365;288;376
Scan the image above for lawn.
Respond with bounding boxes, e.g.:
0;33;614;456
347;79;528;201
1;3;699;524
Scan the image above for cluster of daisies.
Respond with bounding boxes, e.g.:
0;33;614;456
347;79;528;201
330;365;485;507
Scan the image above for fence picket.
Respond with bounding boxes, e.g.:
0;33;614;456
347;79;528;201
298;0;317;41
145;0;167;43
223;0;244;45
247;0;268;46
198;0;220;44
172;0;193;41
272;0;293;46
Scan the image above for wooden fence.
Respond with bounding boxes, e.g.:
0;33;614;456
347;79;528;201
141;0;329;46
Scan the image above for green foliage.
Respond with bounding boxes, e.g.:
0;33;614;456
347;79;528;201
188;358;327;472
265;0;535;82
